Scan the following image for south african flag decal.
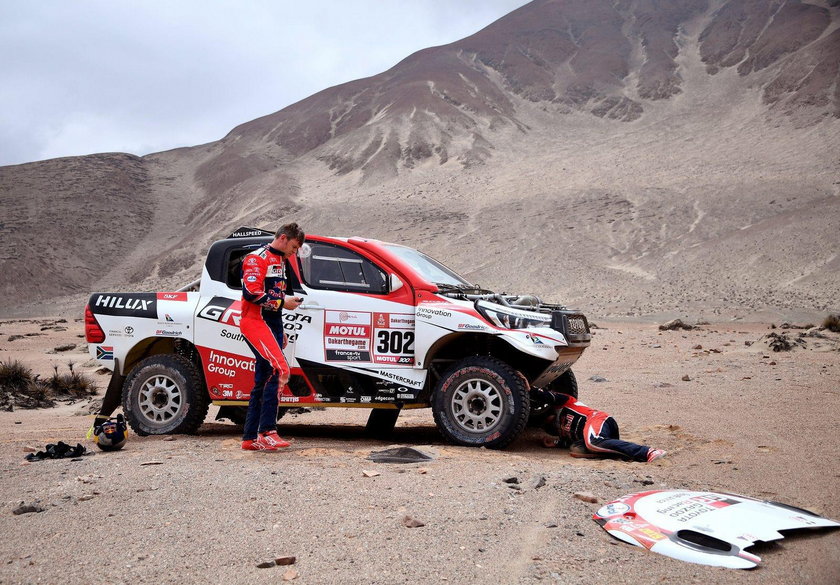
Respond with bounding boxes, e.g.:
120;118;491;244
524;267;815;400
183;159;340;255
96;346;114;360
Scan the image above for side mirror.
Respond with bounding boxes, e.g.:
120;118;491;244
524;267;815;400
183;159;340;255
388;273;404;293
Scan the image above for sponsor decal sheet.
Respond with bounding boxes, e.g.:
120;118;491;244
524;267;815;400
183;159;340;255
324;310;415;365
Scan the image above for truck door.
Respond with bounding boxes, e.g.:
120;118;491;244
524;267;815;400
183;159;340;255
291;241;425;404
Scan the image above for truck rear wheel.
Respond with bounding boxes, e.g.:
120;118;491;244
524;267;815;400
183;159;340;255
122;354;209;436
432;356;529;449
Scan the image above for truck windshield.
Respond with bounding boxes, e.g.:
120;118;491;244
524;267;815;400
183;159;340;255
382;244;472;287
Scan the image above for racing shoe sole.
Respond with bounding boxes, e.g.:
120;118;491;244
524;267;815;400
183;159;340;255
569;441;600;459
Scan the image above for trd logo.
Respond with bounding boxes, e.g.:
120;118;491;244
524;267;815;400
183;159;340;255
198;297;242;327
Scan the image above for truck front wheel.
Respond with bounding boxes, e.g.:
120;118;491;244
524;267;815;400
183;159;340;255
122;354;209;436
432;356;529;449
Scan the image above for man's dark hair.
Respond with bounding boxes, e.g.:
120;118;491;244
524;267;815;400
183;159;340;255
276;222;306;243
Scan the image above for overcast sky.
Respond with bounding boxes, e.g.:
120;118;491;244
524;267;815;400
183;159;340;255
0;1;529;167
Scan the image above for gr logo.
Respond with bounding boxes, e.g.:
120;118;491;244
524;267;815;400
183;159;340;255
198;297;242;327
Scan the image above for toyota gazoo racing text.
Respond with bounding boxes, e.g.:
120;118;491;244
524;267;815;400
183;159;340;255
85;227;591;449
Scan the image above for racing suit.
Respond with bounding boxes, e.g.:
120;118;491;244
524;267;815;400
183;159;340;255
541;392;652;461
240;244;292;441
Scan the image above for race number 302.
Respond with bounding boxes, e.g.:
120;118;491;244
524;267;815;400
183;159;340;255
373;313;415;365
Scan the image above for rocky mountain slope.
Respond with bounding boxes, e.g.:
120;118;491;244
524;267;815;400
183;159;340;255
1;0;838;320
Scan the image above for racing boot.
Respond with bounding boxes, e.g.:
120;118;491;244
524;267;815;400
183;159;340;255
258;430;290;449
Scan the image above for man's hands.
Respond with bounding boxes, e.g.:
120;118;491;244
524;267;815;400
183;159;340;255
283;296;303;310
265;296;304;311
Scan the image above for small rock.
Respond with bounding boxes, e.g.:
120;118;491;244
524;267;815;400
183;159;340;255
532;476;547;490
653;382;673;388
692;344;703;350
659;319;693;331
53;344;76;352
281;569;299;581
362;470;381;478
12;503;44;515
7;335;24;342
275;556;296;566
681;375;691;382
163;436;177;442
502;476;520;484
140;461;164;466
402;515;425;528
78;494;95;502
256;561;275;569
589;375;607;383
573;492;599;504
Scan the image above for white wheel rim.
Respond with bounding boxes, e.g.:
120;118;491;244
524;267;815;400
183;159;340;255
138;374;183;423
450;378;503;433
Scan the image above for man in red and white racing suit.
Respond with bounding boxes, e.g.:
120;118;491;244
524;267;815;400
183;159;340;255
537;390;665;462
239;223;305;451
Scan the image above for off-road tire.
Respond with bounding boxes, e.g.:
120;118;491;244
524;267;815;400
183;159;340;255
366;408;401;439
122;354;209;436
432;355;529;449
528;369;578;426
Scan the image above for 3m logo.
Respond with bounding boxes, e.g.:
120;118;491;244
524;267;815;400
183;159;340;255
96;346;114;360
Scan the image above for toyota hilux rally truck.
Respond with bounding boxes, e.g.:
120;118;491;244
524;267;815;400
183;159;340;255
85;227;591;449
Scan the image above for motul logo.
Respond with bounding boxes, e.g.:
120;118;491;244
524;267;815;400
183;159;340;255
327;325;367;336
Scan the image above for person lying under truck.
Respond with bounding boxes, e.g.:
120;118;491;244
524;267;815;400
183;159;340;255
535;389;666;462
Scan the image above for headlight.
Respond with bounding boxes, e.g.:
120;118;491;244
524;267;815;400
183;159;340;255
475;300;551;330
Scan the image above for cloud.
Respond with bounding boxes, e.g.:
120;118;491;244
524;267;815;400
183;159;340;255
0;0;527;166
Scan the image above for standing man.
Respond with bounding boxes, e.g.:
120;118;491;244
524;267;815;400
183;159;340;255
240;223;306;451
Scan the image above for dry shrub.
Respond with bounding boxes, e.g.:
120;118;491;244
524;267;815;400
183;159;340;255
822;314;840;333
0;359;32;391
44;363;98;398
0;361;97;410
0;360;53;409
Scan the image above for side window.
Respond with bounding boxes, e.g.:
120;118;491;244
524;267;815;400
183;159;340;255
225;247;258;290
300;242;387;294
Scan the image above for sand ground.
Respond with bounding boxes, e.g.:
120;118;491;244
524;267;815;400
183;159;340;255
0;318;838;584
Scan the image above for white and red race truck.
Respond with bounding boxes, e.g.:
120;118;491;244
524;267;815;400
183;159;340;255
85;227;591;449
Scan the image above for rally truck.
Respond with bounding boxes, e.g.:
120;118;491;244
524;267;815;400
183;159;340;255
85;227;591;449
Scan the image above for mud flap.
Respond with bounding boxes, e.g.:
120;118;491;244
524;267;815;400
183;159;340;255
98;358;126;418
